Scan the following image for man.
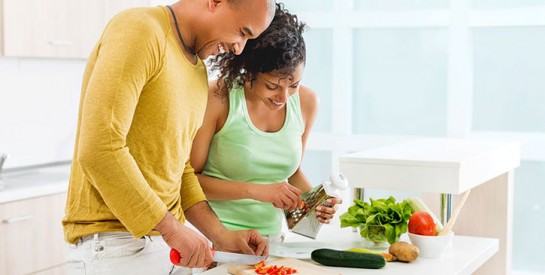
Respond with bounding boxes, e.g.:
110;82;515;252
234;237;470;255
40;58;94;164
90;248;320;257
62;0;275;273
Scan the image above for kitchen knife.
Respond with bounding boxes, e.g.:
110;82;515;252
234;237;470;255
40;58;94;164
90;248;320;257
170;248;266;265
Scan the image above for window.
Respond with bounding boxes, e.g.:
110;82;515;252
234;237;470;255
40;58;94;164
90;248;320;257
287;1;545;273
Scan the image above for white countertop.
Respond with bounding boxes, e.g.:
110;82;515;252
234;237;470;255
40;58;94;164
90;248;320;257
201;186;498;275
201;227;498;275
0;164;70;204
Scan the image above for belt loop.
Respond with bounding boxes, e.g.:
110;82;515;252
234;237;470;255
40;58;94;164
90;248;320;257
75;236;83;246
94;233;104;252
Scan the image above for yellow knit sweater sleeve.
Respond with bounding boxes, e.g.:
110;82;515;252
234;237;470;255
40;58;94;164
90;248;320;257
63;7;209;243
76;11;167;238
181;160;207;211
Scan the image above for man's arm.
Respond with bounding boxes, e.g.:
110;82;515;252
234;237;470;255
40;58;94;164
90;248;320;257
77;14;166;237
183;201;228;245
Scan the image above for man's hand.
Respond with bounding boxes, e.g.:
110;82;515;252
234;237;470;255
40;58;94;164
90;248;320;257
154;212;213;268
250;182;301;211
213;229;269;257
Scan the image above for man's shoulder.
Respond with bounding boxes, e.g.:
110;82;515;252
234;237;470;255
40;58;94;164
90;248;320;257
113;6;164;20
108;6;167;35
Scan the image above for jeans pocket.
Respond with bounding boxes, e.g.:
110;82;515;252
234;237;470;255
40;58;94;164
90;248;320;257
95;234;147;261
66;259;86;275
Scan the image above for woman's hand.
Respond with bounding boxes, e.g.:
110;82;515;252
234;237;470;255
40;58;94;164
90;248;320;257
250;182;301;211
315;197;343;224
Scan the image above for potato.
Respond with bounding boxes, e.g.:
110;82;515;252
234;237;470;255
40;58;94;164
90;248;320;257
388;241;419;262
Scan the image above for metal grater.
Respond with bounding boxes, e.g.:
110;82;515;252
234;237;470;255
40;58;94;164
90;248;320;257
285;173;348;239
285;185;329;239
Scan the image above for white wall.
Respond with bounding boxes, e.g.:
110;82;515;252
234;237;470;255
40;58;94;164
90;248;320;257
0;58;85;169
0;0;174;170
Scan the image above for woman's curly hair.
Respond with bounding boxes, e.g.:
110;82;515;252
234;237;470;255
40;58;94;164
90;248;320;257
210;3;307;98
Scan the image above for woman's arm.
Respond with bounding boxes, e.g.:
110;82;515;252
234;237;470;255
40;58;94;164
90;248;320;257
190;81;226;174
287;85;319;193
289;85;342;223
197;173;300;211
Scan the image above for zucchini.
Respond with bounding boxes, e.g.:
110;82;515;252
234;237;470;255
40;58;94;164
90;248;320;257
346;247;397;262
311;248;386;269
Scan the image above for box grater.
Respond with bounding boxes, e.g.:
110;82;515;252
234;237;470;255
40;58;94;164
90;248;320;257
285;173;348;239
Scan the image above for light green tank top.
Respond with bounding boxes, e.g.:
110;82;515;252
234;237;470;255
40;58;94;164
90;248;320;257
204;86;305;235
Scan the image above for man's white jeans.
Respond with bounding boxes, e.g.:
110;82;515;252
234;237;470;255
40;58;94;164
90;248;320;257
66;232;205;275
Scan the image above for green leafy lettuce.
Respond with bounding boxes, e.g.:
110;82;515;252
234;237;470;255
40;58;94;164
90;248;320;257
340;196;412;244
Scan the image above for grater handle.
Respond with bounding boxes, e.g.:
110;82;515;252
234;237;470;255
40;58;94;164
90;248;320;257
323;173;348;197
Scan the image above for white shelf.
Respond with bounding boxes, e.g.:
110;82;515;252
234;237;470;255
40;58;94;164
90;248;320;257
337;137;518;274
339;138;520;194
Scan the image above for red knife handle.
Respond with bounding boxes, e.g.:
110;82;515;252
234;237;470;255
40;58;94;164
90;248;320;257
169;248;215;265
170;249;181;265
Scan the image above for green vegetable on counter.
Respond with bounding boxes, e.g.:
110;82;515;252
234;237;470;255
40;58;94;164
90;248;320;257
339;196;412;244
311;248;387;269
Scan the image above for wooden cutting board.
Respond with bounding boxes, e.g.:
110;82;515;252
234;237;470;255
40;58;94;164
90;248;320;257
227;257;341;275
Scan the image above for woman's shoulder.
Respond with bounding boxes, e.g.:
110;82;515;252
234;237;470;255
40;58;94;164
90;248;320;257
208;80;229;103
297;85;319;112
207;79;230;119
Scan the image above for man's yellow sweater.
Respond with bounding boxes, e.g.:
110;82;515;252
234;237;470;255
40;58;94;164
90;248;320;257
62;6;208;243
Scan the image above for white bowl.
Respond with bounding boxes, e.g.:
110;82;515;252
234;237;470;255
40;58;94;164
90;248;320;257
408;231;454;258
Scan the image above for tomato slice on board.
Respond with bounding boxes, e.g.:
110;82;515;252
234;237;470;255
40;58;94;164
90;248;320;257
266;265;278;274
255;266;269;274
254;263;298;274
254;260;266;269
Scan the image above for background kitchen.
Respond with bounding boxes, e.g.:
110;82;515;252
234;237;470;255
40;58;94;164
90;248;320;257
1;0;544;274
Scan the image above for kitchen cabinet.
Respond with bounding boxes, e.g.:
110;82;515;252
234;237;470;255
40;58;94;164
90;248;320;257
0;0;150;58
0;192;67;275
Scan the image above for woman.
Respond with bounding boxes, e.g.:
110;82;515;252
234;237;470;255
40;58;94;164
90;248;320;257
191;3;341;241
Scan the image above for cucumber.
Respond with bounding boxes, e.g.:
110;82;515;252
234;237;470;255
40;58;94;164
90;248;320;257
311;248;386;269
346;247;396;262
407;197;444;233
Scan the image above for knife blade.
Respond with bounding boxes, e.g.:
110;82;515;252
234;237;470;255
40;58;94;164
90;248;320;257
170;248;266;265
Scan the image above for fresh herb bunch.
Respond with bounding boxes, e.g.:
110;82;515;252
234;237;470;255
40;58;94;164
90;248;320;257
340;196;412;244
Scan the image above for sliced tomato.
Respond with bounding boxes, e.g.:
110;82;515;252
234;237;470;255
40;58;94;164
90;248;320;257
255;263;297;275
267;266;278;274
255;266;270;274
254;260;266;269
